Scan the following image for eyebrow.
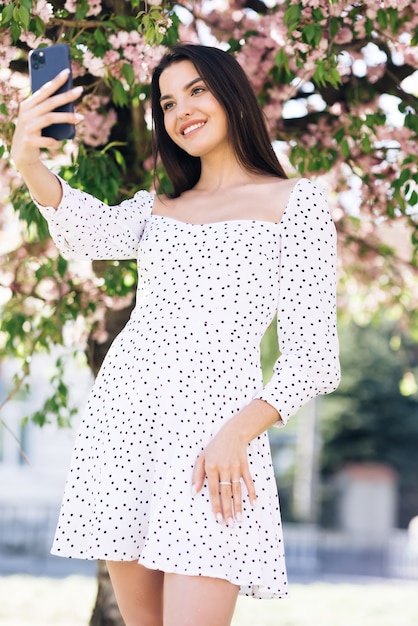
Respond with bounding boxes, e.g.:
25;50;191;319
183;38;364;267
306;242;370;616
159;77;204;103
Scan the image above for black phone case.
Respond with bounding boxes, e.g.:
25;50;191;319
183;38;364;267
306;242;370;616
29;43;75;141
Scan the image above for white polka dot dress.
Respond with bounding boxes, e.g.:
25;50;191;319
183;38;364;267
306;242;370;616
36;177;340;599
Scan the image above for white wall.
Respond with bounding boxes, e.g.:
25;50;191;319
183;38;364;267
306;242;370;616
0;348;93;507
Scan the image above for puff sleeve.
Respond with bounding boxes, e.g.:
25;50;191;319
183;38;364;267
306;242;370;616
33;177;153;260
255;178;340;426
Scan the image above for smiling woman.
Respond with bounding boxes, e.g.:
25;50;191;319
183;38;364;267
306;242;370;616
10;43;340;626
151;44;287;198
158;61;231;164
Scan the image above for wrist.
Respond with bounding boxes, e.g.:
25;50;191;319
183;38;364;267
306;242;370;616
225;399;280;445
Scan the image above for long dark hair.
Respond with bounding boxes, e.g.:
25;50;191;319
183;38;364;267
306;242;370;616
151;44;287;198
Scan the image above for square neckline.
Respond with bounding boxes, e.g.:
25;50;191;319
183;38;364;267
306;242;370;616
149;178;304;228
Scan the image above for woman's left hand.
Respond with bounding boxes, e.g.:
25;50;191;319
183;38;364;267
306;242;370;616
191;420;257;527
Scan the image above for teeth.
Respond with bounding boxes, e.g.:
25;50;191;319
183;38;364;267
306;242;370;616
183;122;205;135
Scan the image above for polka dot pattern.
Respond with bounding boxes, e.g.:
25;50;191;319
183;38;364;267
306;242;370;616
36;177;340;599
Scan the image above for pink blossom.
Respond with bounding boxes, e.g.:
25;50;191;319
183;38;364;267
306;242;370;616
109;31;130;48
32;0;53;24
178;22;200;44
353;17;367;39
82;50;106;77
0;32;15;67
76;95;117;147
403;46;418;68
334;27;353;45
301;0;322;7
102;49;123;80
236;33;279;94
64;0;100;16
385;0;410;8
367;63;385;84
86;0;101;17
16;30;50;50
71;61;86;79
64;0;77;13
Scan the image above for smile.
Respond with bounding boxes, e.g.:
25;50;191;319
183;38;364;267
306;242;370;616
182;121;206;136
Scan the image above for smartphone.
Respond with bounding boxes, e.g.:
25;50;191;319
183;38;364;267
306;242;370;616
29;43;75;141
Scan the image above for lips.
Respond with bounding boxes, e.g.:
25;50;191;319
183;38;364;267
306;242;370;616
180;120;206;136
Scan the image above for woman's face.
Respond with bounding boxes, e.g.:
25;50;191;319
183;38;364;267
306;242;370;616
159;60;231;160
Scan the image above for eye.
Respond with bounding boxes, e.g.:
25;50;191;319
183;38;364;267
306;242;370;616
162;101;174;112
191;86;205;96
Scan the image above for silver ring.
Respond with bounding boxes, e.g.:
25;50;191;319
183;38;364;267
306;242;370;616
232;480;241;484
219;481;232;486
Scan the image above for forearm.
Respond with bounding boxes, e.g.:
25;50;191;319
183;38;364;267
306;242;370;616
225;399;281;444
18;161;63;209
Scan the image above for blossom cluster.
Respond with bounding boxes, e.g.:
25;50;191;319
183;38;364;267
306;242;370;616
83;31;165;85
76;95;117;148
64;0;102;17
0;0;417;347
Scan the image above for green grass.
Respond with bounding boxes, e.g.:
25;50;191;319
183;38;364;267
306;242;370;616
1;575;417;626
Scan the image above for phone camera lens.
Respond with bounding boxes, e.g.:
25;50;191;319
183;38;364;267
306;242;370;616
33;62;39;70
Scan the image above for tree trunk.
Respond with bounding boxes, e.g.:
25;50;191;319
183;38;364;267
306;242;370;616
87;301;135;626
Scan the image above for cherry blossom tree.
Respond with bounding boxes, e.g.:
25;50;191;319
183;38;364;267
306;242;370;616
0;1;417;623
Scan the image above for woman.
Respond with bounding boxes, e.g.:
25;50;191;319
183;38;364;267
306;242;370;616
11;44;340;626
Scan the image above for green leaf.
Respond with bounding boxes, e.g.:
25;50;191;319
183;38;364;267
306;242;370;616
313;61;326;87
330;17;340;37
113;149;126;169
122;63;135;87
362;135;372;153
333;128;345;143
409;190;418;207
376;8;388;29
328;67;342;89
57;255;68;278
405;112;418;134
11;20;21;42
284;3;301;28
94;28;108;46
388;7;400;34
1;3;14;24
112;79;128;107
341;138;350;159
302;23;317;44
399;168;412;186
365;17;373;37
275;48;290;74
34;15;46;36
18;4;30;29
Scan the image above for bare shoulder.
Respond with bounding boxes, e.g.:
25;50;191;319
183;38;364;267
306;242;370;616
256;177;304;222
152;192;177;214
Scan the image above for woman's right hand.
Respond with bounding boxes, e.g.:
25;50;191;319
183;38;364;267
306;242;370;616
11;69;83;172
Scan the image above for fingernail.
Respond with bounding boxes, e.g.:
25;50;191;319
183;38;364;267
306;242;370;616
227;517;235;528
236;512;242;523
60;68;70;76
216;513;223;524
73;86;83;95
75;113;84;122
191;484;197;497
251;498;257;508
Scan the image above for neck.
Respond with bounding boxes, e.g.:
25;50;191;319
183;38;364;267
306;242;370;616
195;153;255;193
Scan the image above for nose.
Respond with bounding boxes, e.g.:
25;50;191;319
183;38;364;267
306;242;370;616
175;97;192;119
